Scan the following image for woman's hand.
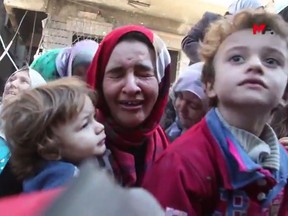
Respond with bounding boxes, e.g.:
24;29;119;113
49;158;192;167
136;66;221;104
279;137;288;150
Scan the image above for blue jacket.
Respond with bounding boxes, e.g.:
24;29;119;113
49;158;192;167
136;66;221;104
23;161;77;193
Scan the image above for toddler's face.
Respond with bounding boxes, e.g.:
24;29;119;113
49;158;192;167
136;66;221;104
56;95;106;163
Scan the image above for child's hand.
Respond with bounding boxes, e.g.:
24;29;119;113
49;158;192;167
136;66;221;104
279;137;288;150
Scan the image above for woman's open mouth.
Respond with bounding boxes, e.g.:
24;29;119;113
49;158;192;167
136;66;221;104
119;100;144;110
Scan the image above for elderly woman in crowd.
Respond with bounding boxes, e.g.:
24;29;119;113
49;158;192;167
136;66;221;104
166;62;208;142
0;66;46;196
86;25;171;186
30;40;99;81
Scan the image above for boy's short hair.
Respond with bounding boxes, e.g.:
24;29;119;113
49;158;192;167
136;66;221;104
1;77;97;180
199;9;288;106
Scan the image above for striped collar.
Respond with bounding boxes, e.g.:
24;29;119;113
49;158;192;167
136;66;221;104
215;108;280;171
205;108;288;190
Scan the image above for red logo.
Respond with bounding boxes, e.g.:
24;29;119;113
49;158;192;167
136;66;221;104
253;24;274;35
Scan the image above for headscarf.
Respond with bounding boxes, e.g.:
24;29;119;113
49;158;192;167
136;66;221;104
28;68;47;88
31;40;98;81
30;49;62;81
86;25;171;186
56;40;99;77
228;0;264;14
173;62;208;109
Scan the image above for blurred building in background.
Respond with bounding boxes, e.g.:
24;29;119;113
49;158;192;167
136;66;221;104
2;0;275;87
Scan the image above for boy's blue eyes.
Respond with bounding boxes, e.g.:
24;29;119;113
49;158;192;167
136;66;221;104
228;55;281;67
265;58;280;66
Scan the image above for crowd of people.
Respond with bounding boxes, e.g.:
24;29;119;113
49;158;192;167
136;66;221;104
1;0;288;215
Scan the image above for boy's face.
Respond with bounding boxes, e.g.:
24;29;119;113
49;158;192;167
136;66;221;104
56;96;106;163
208;29;288;110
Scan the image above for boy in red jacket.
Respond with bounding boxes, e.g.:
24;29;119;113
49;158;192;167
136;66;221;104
143;9;288;215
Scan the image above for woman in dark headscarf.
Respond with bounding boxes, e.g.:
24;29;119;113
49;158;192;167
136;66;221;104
86;25;171;186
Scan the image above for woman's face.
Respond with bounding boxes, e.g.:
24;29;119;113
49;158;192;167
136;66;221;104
175;91;206;130
3;71;31;103
103;40;159;128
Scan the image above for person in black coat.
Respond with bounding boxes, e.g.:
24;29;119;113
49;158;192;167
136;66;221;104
181;0;264;65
